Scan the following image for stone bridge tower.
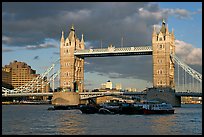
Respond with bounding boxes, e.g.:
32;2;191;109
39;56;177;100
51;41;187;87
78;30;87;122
60;25;84;92
152;20;175;89
148;20;180;107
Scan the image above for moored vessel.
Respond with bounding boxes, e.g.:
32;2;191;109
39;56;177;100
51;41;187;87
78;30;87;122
142;101;175;114
78;100;175;115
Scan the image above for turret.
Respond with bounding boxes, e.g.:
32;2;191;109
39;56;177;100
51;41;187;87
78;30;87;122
152;25;157;35
166;24;169;34
81;33;85;49
81;34;84;43
60;31;64;47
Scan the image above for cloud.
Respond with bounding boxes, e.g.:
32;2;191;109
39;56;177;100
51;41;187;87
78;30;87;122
62;9;91;21
138;5;198;20
175;40;202;66
2;36;12;44
25;38;59;50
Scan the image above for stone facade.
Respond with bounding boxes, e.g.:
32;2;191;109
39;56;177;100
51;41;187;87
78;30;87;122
152;20;175;89
60;25;84;92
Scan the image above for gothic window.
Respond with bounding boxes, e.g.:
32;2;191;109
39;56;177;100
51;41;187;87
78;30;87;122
160;70;162;74
160;80;162;84
66;43;68;46
159;37;162;41
160;45;162;49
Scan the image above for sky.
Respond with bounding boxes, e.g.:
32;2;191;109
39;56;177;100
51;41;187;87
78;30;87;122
2;2;202;91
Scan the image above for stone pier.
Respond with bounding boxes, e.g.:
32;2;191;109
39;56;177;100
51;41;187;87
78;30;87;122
146;87;181;107
52;92;80;107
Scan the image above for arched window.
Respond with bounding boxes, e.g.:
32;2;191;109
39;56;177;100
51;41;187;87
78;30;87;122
159;37;162;41
160;45;162;49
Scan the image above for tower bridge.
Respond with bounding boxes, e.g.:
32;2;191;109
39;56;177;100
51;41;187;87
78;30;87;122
2;20;202;107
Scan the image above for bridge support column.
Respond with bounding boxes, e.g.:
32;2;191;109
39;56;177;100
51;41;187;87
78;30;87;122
146;87;181;107
52;92;80;108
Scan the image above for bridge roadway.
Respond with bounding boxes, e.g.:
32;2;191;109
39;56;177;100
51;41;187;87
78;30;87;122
2;92;53;97
74;46;153;57
175;92;202;97
2;91;202;98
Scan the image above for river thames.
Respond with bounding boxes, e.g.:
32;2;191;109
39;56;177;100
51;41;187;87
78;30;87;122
2;104;202;135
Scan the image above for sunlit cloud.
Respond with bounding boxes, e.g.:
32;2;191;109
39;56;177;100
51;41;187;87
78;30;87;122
175;40;202;66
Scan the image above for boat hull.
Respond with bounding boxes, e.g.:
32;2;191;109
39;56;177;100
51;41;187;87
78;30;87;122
143;109;175;114
79;105;99;114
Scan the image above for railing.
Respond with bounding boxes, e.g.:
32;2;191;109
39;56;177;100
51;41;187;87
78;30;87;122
74;46;153;57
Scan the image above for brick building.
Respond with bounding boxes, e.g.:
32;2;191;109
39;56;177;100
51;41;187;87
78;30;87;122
2;60;50;99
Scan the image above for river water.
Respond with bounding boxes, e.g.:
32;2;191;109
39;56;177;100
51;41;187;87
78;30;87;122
2;104;202;135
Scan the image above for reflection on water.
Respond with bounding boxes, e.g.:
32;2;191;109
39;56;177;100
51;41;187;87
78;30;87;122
147;114;177;135
2;104;202;135
56;110;86;135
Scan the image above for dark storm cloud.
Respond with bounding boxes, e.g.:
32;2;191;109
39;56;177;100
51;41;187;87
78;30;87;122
2;2;194;47
84;55;153;82
2;2;155;48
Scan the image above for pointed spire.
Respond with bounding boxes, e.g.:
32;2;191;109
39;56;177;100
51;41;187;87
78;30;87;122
61;31;64;38
81;33;84;43
166;24;169;33
153;25;156;31
71;24;75;31
61;30;64;42
160;19;166;34
68;24;76;41
153;25;156;34
162;18;165;24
